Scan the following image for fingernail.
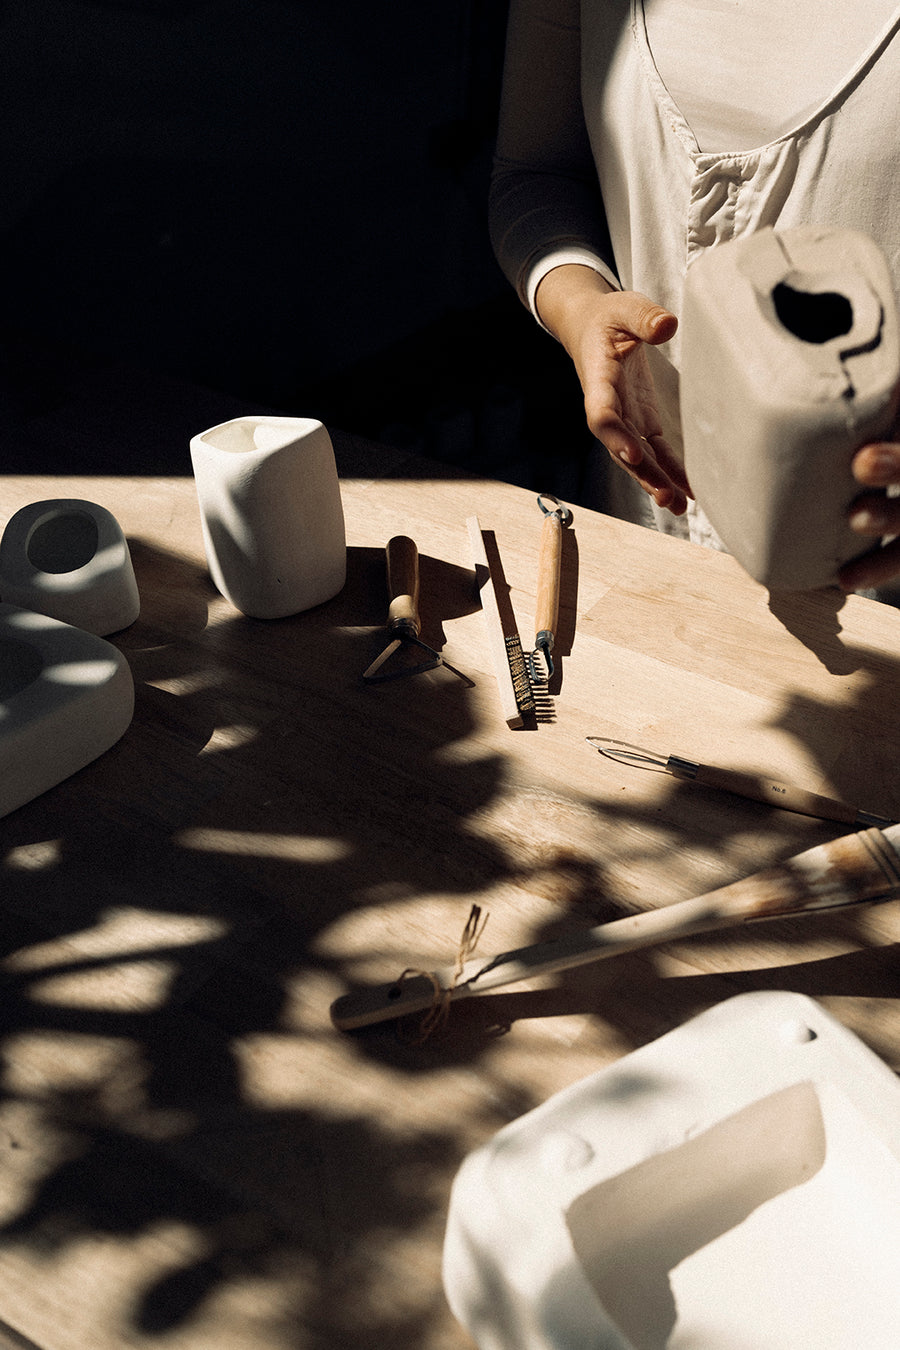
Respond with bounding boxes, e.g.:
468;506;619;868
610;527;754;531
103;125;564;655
860;447;900;482
870;448;899;473
850;506;887;533
649;309;677;338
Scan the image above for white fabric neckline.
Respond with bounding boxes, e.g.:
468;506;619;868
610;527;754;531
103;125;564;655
632;0;900;162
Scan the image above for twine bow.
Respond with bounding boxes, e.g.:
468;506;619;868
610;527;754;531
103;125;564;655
393;903;489;1043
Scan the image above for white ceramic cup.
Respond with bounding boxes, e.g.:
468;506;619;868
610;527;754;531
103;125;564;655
190;416;346;619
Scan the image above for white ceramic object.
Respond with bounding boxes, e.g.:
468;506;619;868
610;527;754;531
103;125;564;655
680;226;900;591
0;603;134;818
443;989;900;1350
0;498;140;635
190;415;346;619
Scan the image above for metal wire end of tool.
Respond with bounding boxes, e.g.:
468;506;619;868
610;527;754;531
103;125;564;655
362;627;442;681
538;492;573;526
855;808;899;829
585;738;670;772
528;628;555;684
531;680;557;723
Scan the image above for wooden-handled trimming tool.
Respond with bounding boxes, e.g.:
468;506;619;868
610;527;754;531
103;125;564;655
330;825;900;1030
467;516;535;726
588;738;896;827
363;535;443;681
528;493;572;684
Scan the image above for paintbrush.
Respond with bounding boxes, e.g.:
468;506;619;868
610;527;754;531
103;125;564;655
330;825;900;1030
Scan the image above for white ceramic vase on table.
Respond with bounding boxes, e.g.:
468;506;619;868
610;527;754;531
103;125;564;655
190;416;346;619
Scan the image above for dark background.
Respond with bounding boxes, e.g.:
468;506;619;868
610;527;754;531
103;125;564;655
0;0;590;492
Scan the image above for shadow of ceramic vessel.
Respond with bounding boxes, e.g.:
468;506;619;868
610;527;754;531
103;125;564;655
765;585;858;673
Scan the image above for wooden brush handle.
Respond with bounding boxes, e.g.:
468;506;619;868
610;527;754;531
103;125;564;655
331;828;900;1030
467;516;525;728
534;510;563;640
386;535;420;633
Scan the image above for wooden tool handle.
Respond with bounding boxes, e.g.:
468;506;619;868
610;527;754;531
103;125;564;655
386;535;420;632
534;510;563;639
467;516;524;728
691;764;859;823
330;829;900;1030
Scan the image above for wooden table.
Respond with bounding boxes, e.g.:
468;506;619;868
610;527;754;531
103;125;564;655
2;424;900;1350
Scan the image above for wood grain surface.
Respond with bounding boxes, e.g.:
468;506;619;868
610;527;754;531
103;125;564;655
2;426;900;1349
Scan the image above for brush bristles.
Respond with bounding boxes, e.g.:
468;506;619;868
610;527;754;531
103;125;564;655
505;634;537;714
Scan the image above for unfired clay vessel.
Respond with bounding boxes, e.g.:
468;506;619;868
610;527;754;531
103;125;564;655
680;226;900;591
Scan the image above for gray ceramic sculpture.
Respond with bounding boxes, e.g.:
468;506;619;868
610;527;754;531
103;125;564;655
0;603;134;818
0;498;140;634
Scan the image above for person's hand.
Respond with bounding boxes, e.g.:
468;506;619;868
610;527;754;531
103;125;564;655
535;265;691;514
839;440;900;591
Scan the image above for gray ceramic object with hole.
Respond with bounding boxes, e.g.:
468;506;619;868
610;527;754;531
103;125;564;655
680;226;900;591
0;498;140;635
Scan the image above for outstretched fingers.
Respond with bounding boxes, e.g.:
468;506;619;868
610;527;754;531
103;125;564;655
610;429;691;514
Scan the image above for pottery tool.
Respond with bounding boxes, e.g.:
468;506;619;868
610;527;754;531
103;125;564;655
587;738;896;828
527;493;572;685
466;516;535;726
363;535;443;681
330;824;900;1029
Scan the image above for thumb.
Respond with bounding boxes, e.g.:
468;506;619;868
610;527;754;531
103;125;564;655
614;292;678;345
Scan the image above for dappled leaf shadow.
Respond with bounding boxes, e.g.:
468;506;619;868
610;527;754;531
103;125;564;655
3;479;900;1348
0;531;541;1346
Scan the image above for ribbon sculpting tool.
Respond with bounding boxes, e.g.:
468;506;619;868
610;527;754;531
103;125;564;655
587;738;896;828
527;493;572;686
330;825;900;1029
363;535;443;681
